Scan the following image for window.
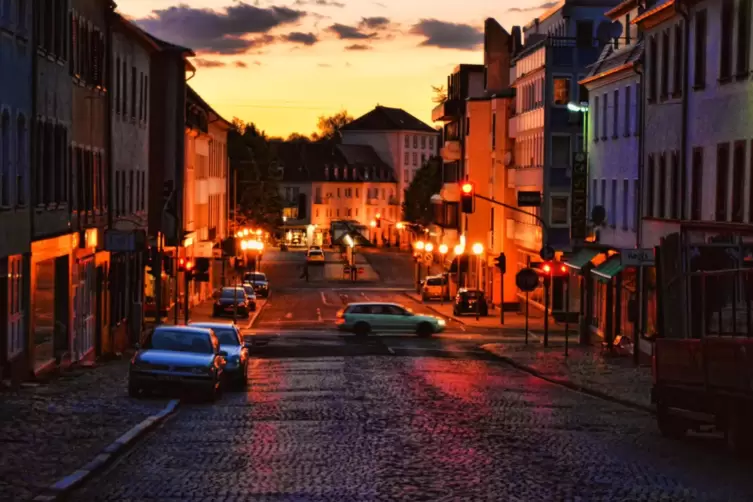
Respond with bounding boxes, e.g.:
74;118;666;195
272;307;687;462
670;151;679;219
578;83;589;104
673;23;683;97
553;77;570;105
144;76;149;124
715;143;729;221
421;153;426;165
404;152;409;165
16;115;26;206
661;29;669;99
412;152;417;166
720;0;733;81
624;85;631;136
550;196;569;225
421;136;426;148
732;141;745;222
575;20;593;47
355;188;359;198
648;36;657;101
336;187;340;198
634;83;641;136
610;180;617;227
593;95;599;142
412;136;417;148
621;179;629;229
131;67;137;118
404;135;409;148
429;137;434;150
0;111;9;206
694;10;707;88
658;153;666;218
738;0;751;76
612;89;619;138
646;154;655;217
403;169;408;183
465;116;470;136
6;255;23;359
632;180;639;230
601;93;608;139
115;56;121;115
592;179;598;212
551;135;571;169
691;147;703;220
122;59;127;118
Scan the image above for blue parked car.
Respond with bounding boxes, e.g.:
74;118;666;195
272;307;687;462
190;322;251;389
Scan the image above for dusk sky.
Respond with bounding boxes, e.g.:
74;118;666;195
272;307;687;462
119;0;559;138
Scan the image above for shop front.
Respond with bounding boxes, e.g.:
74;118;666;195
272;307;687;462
589;253;632;347
72;229;110;363
564;247;603;340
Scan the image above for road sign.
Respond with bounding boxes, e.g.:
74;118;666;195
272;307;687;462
517;191;542;207
621;248;655;267
516;268;540;292
423;253;433;265
570;151;588;240
539;245;555;261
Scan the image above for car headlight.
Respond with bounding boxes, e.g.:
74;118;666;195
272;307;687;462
437;319;446;326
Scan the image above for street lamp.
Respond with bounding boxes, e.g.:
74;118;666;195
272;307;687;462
472;243;483;255
454;244;464;255
415;240;425;251
425;242;434;253
396;222;404;230
370;220;377;228
568;101;590;154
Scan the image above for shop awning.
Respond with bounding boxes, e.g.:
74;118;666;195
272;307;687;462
564;248;601;270
592;255;624;282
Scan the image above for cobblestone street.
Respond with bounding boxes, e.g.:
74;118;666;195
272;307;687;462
74;344;753;501
0;360;169;501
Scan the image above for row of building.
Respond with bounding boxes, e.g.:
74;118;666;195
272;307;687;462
0;1;229;382
428;0;753;353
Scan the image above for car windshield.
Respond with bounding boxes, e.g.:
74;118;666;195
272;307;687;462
245;273;266;282
221;288;245;298
427;277;444;286
213;329;240;346
147;330;213;354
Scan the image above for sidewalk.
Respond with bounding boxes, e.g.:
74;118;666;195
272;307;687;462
403;291;568;335
481;343;653;411
0;359;170;501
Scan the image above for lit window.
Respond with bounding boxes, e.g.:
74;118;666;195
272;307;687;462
550;196;569;225
553;78;570;105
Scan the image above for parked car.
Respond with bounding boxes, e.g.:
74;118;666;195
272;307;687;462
307;249;325;263
128;326;226;401
453;289;488;316
190;322;251;389
335;302;445;337
238;284;258;311
421;274;449;301
309;245;322;251
212;287;251;318
242;272;270;297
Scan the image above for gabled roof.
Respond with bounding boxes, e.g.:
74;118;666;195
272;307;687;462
276;142;396;183
342;105;436;133
581;39;643;85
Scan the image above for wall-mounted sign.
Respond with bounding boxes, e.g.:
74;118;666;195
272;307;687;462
570;152;588;240
621;248;655;267
517;191;542;207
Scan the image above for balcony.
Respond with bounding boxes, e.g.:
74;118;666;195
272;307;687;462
432;98;463;122
367;198;379;206
511;164;543;188
440;140;461;162
508;108;544;138
442;162;461;185
440;181;460;202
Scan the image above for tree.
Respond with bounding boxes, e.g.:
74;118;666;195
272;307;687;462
311;109;353;142
286;132;311;143
402;157;443;226
431;85;447;104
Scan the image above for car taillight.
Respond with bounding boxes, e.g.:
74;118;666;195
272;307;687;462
336;310;344;318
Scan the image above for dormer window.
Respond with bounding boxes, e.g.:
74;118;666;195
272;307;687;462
344;168;348;180
334;167;339;179
352;167;356;179
324;166;329;179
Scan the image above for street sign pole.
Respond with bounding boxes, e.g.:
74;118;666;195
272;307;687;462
565;273;570;357
184;272;190;325
500;274;504;325
544;274;550;348
525;291;529;345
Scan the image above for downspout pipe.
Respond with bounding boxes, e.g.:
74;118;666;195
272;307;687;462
677;0;691;221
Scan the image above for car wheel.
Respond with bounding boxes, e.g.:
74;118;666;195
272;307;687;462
354;322;371;337
416;322;434;338
128;380;140;398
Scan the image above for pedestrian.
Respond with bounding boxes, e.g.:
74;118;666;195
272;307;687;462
300;262;309;282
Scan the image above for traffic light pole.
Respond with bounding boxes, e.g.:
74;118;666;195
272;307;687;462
154;237;163;326
544;274;550;347
184;271;190;324
472;193;550;244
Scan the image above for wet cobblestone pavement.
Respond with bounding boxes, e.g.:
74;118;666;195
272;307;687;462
0;360;168;501
73;353;753;501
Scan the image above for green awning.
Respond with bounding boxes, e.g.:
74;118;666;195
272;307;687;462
592;255;624;282
564;248;601;270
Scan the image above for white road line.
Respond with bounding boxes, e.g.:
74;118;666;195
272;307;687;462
385;346;396;355
320;291;331;306
360;292;370;301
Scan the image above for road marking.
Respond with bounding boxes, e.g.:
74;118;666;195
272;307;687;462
360;292;370;300
385;346;395;355
320;291;331;306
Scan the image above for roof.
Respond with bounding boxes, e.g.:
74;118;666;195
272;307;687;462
276;142;396;183
187;85;232;129
342;105;436;133
581;39;643;85
113;14;161;52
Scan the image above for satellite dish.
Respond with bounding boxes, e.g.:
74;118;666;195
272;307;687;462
591;205;607;226
503;151;514;166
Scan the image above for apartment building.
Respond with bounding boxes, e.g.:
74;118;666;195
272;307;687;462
341;105;438;209
576;0;644;347
508;0;619;314
0;0;32;381
277;142;398;246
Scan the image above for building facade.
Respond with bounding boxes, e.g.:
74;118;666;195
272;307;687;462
341;105;439;213
0;0;33;380
575;0;645;347
277;142;398;246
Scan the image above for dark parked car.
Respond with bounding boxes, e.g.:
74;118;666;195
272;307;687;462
242;272;270;298
453;289;488;316
212;287;251;318
190;322;251;389
128;326;226;401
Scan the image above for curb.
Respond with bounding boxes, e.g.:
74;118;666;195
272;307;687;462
31;398;180;501
479;346;655;415
246;298;268;329
400;291;463;324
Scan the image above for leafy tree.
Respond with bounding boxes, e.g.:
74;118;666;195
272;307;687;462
431;85;447;104
311;109;353;142
402;157;443;226
286;132;311;143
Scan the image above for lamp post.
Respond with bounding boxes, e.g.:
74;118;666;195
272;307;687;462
439;244;448;304
414;240;425;293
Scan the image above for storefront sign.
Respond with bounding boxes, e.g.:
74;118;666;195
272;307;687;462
621;248;655;267
570;152;588;240
194;242;214;258
517;191;542;207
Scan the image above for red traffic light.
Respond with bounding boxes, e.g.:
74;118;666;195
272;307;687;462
461;182;473;194
542;263;552;274
560;265;567;274
375;213;381;219
185;260;194;270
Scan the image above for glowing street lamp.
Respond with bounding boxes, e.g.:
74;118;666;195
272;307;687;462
256;229;262;236
454;244;464;255
240;240;249;251
243;228;249;236
415;241;425;251
396;222;404;230
439;244;448;255
370;220;377;228
425;243;434;253
472;243;484;255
